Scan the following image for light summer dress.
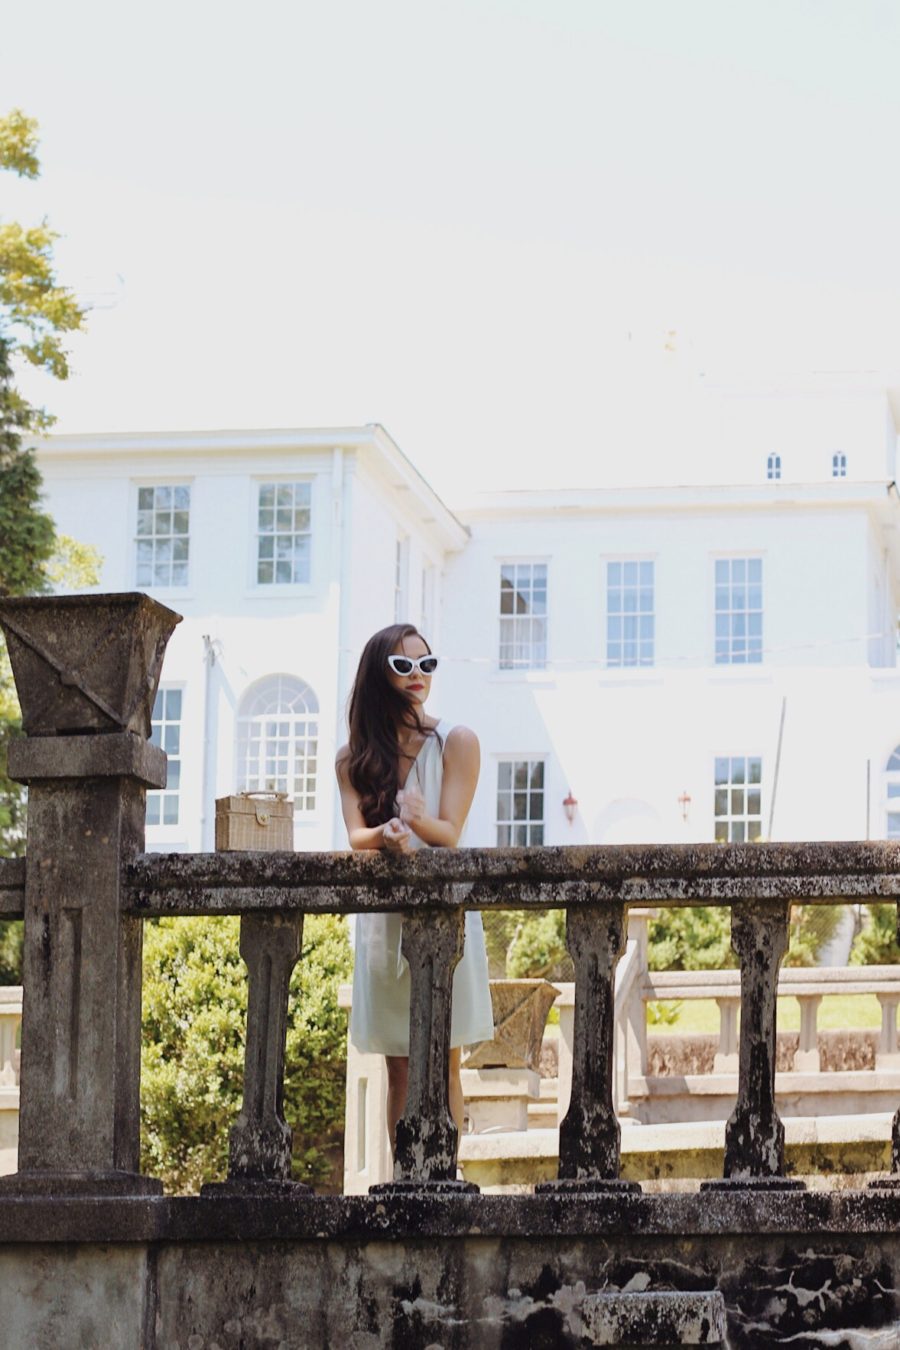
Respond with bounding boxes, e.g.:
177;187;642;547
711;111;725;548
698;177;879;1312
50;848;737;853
349;720;495;1056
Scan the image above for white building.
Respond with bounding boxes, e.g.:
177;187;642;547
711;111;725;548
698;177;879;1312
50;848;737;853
32;380;900;858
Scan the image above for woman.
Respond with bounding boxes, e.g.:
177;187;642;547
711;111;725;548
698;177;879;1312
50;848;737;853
335;623;494;1153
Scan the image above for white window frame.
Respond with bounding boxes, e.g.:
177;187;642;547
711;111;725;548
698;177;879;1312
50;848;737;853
767;454;781;481
714;754;763;843
251;477;314;591
235;674;319;815
146;685;184;829
495;758;547;846
714;556;763;666
133;481;192;592
498;559;549;671
885;745;900;839
394;536;409;623
604;557;655;668
832;452;848;478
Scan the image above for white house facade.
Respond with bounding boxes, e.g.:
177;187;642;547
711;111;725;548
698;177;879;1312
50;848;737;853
31;381;900;861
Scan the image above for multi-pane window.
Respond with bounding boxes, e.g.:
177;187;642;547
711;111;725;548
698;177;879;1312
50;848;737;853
499;563;548;669
832;452;847;478
714;756;762;843
236;675;319;812
715;558;763;664
146;688;182;826
136;485;190;587
886;746;900;839
496;760;545;846
607;560;654;667
767;454;781;480
256;482;312;585
394;537;409;622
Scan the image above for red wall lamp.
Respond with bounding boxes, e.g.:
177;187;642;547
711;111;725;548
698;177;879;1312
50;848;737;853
563;791;579;825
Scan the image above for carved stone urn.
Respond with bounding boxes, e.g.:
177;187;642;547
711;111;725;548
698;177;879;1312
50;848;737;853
464;978;560;1071
0;591;181;737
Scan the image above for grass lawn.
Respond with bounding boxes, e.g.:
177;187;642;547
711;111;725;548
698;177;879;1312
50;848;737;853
647;994;885;1036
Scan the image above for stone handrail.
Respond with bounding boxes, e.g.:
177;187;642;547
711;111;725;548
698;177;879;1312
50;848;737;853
3;592;900;1200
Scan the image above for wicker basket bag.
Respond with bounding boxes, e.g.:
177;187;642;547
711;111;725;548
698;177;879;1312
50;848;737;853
214;791;294;852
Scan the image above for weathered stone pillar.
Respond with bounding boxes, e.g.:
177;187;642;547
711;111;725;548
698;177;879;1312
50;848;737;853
537;904;640;1194
0;593;179;1195
372;905;476;1192
203;913;310;1196
703;898;803;1191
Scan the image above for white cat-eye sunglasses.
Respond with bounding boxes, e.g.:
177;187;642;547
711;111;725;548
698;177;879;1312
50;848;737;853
387;655;440;677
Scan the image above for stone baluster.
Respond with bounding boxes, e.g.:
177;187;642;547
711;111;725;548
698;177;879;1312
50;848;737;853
713;997;740;1073
876;993;900;1071
794;995;822;1072
0;593;179;1196
537;904;640;1195
624;909;651;1088
202;913;310;1196
372;905;476;1192
0;1008;18;1087
703;898;803;1191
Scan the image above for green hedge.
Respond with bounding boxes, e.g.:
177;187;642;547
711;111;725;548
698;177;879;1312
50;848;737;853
140;913;352;1193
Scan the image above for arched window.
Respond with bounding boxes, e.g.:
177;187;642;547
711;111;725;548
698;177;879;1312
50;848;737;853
832;452;847;478
886;746;900;839
236;675;319;813
766;453;781;481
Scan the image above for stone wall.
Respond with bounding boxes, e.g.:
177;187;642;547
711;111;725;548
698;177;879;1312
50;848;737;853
647;1029;881;1077
3;1193;900;1348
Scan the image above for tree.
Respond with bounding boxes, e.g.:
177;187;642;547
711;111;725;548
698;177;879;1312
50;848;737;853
490;899;840;985
140;914;353;1193
0;106;85;594
0;108;93;963
0;109;83;396
850;904;900;966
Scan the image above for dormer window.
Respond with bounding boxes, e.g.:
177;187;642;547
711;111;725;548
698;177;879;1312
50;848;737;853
766;454;781;481
832;452;847;478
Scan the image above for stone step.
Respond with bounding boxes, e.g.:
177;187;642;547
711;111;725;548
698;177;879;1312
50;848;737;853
459;1113;894;1190
580;1290;727;1347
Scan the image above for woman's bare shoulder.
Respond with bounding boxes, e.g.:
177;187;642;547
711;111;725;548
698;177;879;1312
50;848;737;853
442;724;479;754
335;744;350;780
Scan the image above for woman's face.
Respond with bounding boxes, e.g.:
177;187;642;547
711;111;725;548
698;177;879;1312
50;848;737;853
387;634;433;706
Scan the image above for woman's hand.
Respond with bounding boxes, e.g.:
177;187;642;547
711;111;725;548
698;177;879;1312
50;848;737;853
382;816;412;853
397;785;426;826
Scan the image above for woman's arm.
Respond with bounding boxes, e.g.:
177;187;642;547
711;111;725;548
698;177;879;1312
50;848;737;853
335;748;410;852
399;726;480;848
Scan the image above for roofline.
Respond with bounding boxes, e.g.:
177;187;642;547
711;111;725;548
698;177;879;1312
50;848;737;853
455;480;900;518
364;424;468;547
32;425;387;455
32;423;469;551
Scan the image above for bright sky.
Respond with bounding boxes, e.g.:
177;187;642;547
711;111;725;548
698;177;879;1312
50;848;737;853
4;0;900;500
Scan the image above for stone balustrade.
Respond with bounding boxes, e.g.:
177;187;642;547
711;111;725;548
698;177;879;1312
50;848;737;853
644;966;900;1076
2;592;900;1203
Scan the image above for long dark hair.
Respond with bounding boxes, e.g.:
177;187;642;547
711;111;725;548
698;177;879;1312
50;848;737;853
346;623;442;827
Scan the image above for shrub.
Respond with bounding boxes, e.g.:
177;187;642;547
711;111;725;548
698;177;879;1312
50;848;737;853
140;913;352;1193
648;903;843;972
850;904;900;965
